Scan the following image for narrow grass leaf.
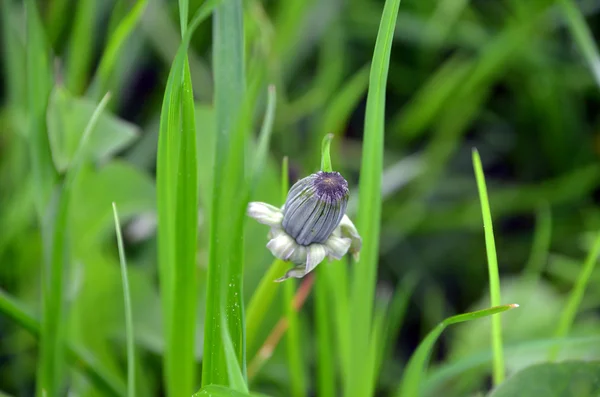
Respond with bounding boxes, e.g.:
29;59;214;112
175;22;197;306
396;304;519;397
25;0;56;219
169;60;199;395
380;273;418;366
155;1;220;395
315;268;335;397
348;0;401;395
46;0;69;45
66;0;96;94
38;92;111;396
243;86;280;354
324;259;350;381
284;278;307;397
92;0;149;99
203;0;247;386
548;231;600;360
250;85;277;191
112;203;136;397
179;0;189;36
472;148;505;385
1;0;26;110
317;65;370;138
194;384;271;397
559;0;600;87
222;319;250;393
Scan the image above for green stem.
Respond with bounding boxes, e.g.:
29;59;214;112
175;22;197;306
320;133;334;172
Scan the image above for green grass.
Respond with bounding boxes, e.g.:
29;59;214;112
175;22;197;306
396;304;519;397
559;0;600;86
549;231;600;360
112;203;135;397
3;0;600;396
66;0;95;95
91;0;149;100
472;149;505;385
155;1;221;395
202;0;247;387
346;0;402;396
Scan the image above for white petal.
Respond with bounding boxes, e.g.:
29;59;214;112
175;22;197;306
274;264;307;282
266;233;297;261
305;244;327;274
273;243;327;282
338;214;362;261
324;235;351;260
247;202;283;227
287;244;308;264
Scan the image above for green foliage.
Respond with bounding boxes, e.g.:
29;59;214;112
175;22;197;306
3;0;600;396
202;0;248;386
472;149;505;384
112;203;136;397
346;1;402;396
488;361;600;397
47;87;138;172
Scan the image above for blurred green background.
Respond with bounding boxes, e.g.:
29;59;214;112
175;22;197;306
2;0;600;396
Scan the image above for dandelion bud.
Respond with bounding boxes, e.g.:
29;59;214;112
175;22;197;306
282;171;349;246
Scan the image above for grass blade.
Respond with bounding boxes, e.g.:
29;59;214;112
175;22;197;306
315;268;334;397
91;0;149;99
1;0;26;110
37;90;111;396
472;148;506;385
25;0;56;219
284;277;307;397
347;0;401;395
243;86;281;355
559;0;600;87
222;319;250;393
112;203;136;397
548;231;600;360
169;60;199;395
195;384;271;397
155;1;219;394
396;304;519;397
202;0;247;386
66;0;96;94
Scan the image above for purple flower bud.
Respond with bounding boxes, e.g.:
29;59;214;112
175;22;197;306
282;171;349;246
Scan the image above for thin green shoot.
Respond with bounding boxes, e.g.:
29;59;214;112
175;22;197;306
251;85;277;190
548;231;600;360
472;148;505;385
396;304;519;397
112;202;136;397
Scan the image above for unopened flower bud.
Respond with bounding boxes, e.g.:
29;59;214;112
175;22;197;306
282;171;349;246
